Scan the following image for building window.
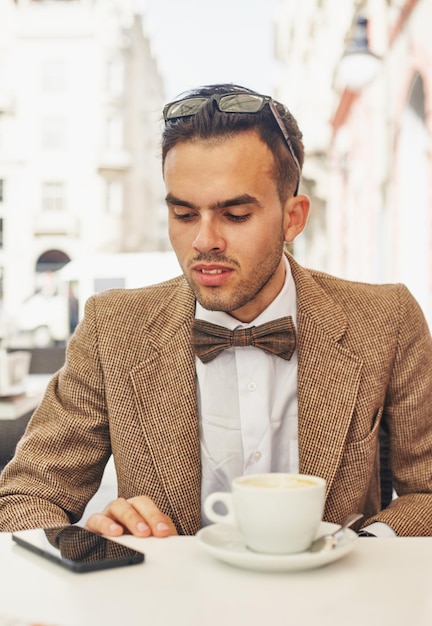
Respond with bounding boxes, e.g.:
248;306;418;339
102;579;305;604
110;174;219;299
41;117;67;150
41;59;68;93
42;181;66;211
0;219;3;249
105;180;123;216
0;179;3;203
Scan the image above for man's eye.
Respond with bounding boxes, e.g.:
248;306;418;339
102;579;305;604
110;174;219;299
226;213;251;222
173;211;195;221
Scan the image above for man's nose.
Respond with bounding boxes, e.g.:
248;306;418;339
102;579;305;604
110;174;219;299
192;219;225;253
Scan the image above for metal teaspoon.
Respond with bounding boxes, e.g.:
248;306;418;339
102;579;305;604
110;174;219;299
308;513;364;553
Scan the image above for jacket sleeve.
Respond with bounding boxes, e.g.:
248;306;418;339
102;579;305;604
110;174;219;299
0;296;112;532
364;284;432;535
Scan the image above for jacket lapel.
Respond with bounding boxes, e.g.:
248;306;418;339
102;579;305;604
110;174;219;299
129;281;201;535
128;260;364;530
289;256;363;496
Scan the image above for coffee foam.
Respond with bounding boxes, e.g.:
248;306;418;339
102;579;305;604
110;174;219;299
239;474;317;489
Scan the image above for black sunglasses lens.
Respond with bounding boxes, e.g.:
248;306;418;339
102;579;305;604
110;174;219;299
164;93;268;120
218;94;265;113
164;97;208;120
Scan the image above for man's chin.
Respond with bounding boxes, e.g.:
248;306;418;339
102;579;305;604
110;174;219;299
189;280;240;313
195;298;227;312
193;290;229;313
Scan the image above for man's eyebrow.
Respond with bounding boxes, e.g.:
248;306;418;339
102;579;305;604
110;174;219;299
165;193;261;210
165;193;196;209
211;194;261;210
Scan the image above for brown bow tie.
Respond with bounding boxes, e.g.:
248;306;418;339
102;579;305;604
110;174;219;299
192;317;296;364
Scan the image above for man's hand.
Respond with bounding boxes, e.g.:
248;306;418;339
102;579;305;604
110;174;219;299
85;495;178;538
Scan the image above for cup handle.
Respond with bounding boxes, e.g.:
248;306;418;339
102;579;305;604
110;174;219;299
204;492;236;526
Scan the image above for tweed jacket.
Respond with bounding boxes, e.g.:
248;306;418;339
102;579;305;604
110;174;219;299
1;254;431;536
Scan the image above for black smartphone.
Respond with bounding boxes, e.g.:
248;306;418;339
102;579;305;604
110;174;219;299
12;525;145;573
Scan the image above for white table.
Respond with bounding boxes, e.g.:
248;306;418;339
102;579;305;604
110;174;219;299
1;532;432;626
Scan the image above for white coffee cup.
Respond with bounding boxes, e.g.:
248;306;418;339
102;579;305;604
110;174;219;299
204;473;326;555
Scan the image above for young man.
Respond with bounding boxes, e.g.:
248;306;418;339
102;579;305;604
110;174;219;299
0;84;431;537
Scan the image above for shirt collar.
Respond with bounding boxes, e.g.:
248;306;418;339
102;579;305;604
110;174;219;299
195;255;297;330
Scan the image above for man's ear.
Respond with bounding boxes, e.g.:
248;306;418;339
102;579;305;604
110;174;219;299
283;194;310;243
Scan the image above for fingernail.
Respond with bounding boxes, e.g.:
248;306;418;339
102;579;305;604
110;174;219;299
137;522;149;532
109;523;121;531
156;522;169;532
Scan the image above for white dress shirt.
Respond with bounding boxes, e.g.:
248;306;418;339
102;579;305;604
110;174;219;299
195;256;395;537
196;257;298;525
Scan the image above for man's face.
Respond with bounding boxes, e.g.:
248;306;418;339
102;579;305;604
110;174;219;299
164;131;295;322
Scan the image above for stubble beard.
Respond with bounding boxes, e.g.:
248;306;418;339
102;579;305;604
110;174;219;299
186;230;286;315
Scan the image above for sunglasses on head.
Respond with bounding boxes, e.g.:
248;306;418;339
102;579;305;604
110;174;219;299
163;92;301;194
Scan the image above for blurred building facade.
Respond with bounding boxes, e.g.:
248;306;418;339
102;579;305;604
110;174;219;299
274;0;432;329
0;0;167;329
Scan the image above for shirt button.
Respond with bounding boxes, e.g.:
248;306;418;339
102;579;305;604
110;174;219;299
248;382;256;391
253;451;262;461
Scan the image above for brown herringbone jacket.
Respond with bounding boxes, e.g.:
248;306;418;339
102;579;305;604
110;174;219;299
1;254;431;535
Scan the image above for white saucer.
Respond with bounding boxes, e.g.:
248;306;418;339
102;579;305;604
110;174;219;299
196;521;358;572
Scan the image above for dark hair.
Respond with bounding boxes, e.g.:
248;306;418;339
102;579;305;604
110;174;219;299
161;83;304;202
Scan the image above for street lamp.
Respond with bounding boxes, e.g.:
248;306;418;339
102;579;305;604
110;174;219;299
338;16;381;91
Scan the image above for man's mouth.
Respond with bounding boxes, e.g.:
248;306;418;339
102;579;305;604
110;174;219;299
193;264;232;286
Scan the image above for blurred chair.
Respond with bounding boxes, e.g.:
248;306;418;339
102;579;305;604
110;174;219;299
379;424;393;509
27;347;66;374
0;348;65;471
8;346;66;375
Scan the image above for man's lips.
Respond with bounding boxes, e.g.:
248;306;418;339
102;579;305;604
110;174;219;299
192;264;233;286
